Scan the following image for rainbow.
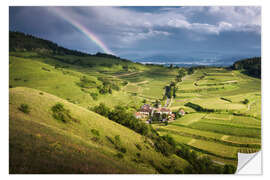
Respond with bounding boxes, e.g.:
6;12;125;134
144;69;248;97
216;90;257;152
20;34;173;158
49;7;114;55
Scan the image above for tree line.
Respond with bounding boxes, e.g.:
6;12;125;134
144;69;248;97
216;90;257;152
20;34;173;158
232;57;261;78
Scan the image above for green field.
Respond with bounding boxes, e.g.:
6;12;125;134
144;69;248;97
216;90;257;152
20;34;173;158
9;32;261;173
154;67;261;166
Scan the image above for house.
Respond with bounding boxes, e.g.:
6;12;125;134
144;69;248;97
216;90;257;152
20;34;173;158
141;104;152;110
135;104;174;122
134;112;142;119
179;109;185;116
168;113;175;121
159;107;172;115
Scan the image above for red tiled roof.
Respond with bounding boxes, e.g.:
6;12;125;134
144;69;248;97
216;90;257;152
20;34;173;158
160;108;171;112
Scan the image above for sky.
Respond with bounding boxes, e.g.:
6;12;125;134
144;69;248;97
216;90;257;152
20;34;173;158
9;6;261;64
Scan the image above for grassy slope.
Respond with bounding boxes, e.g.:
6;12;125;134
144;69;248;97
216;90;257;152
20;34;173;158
9;48;261;171
9;54;145;109
9;87;189;173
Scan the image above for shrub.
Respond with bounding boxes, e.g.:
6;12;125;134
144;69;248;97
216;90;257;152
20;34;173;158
77;76;96;89
90;93;98;100
242;99;249;104
105;136;114;145
119;147;127;153
91;137;100;142
114;135;121;144
18;104;30;114
185;102;214;112
51;103;78;123
41;67;51;72
91;129;100;137
14;78;21;81
135;143;142;151
115;153;124;159
220;97;232;103
223;164;236;174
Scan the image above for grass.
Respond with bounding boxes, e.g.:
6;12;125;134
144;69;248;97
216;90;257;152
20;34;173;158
9;87;189;173
9;51;261;173
153;67;261;166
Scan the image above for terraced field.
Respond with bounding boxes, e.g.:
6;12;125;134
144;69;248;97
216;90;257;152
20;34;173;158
10;52;261;169
153;68;261;166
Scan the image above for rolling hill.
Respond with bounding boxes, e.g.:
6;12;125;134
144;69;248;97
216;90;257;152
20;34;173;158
9;87;189;173
9;31;260;174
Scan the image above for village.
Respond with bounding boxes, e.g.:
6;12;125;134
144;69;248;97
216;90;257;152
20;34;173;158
134;104;185;124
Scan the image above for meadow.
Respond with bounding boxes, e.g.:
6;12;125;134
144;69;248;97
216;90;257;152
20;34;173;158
9;32;261;173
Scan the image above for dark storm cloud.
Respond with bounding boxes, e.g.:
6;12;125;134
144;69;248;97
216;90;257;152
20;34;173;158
9;6;261;61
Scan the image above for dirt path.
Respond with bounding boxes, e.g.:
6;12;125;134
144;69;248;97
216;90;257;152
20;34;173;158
247;101;255;111
188;139;196;145
212;160;225;166
114;71;140;77
134;80;149;85
221;135;230;141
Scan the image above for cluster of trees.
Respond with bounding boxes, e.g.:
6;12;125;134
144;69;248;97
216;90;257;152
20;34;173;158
151;112;168;123
176;68;186;82
51;103;79;123
232;57;261;78
176;144;236;174
92;103;150;135
77;76;97;89
76;76;122;99
10;31;89;56
165;82;177;99
92;103;177;156
92;103;236;173
97;77;120;95
9;31;134;67
185;102;215;113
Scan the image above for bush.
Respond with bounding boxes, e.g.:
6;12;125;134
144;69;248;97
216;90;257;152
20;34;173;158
90;93;98;100
77;76;96;89
220;97;232;103
18;104;30;114
242;99;249;104
185;102;214;112
91;129;100;137
119;147;127;153
41;67;50;72
135;143;142;151
51;103;78;123
93;103;150;136
115;153;124;159
114;135;121;144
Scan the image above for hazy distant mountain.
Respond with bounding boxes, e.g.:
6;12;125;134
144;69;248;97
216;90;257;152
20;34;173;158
134;53;258;67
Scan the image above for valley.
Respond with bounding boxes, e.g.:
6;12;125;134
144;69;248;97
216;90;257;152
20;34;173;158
9;32;261;174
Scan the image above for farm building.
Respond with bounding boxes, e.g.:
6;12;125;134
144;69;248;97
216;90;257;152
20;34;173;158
179;109;185;116
134;112;142;119
135;104;174;122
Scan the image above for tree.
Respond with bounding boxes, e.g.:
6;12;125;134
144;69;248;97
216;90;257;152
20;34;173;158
92;103;111;117
177;68;186;82
154;100;160;108
188;67;195;75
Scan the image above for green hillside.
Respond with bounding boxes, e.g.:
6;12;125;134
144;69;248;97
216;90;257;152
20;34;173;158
9;32;261;174
9;87;189;173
